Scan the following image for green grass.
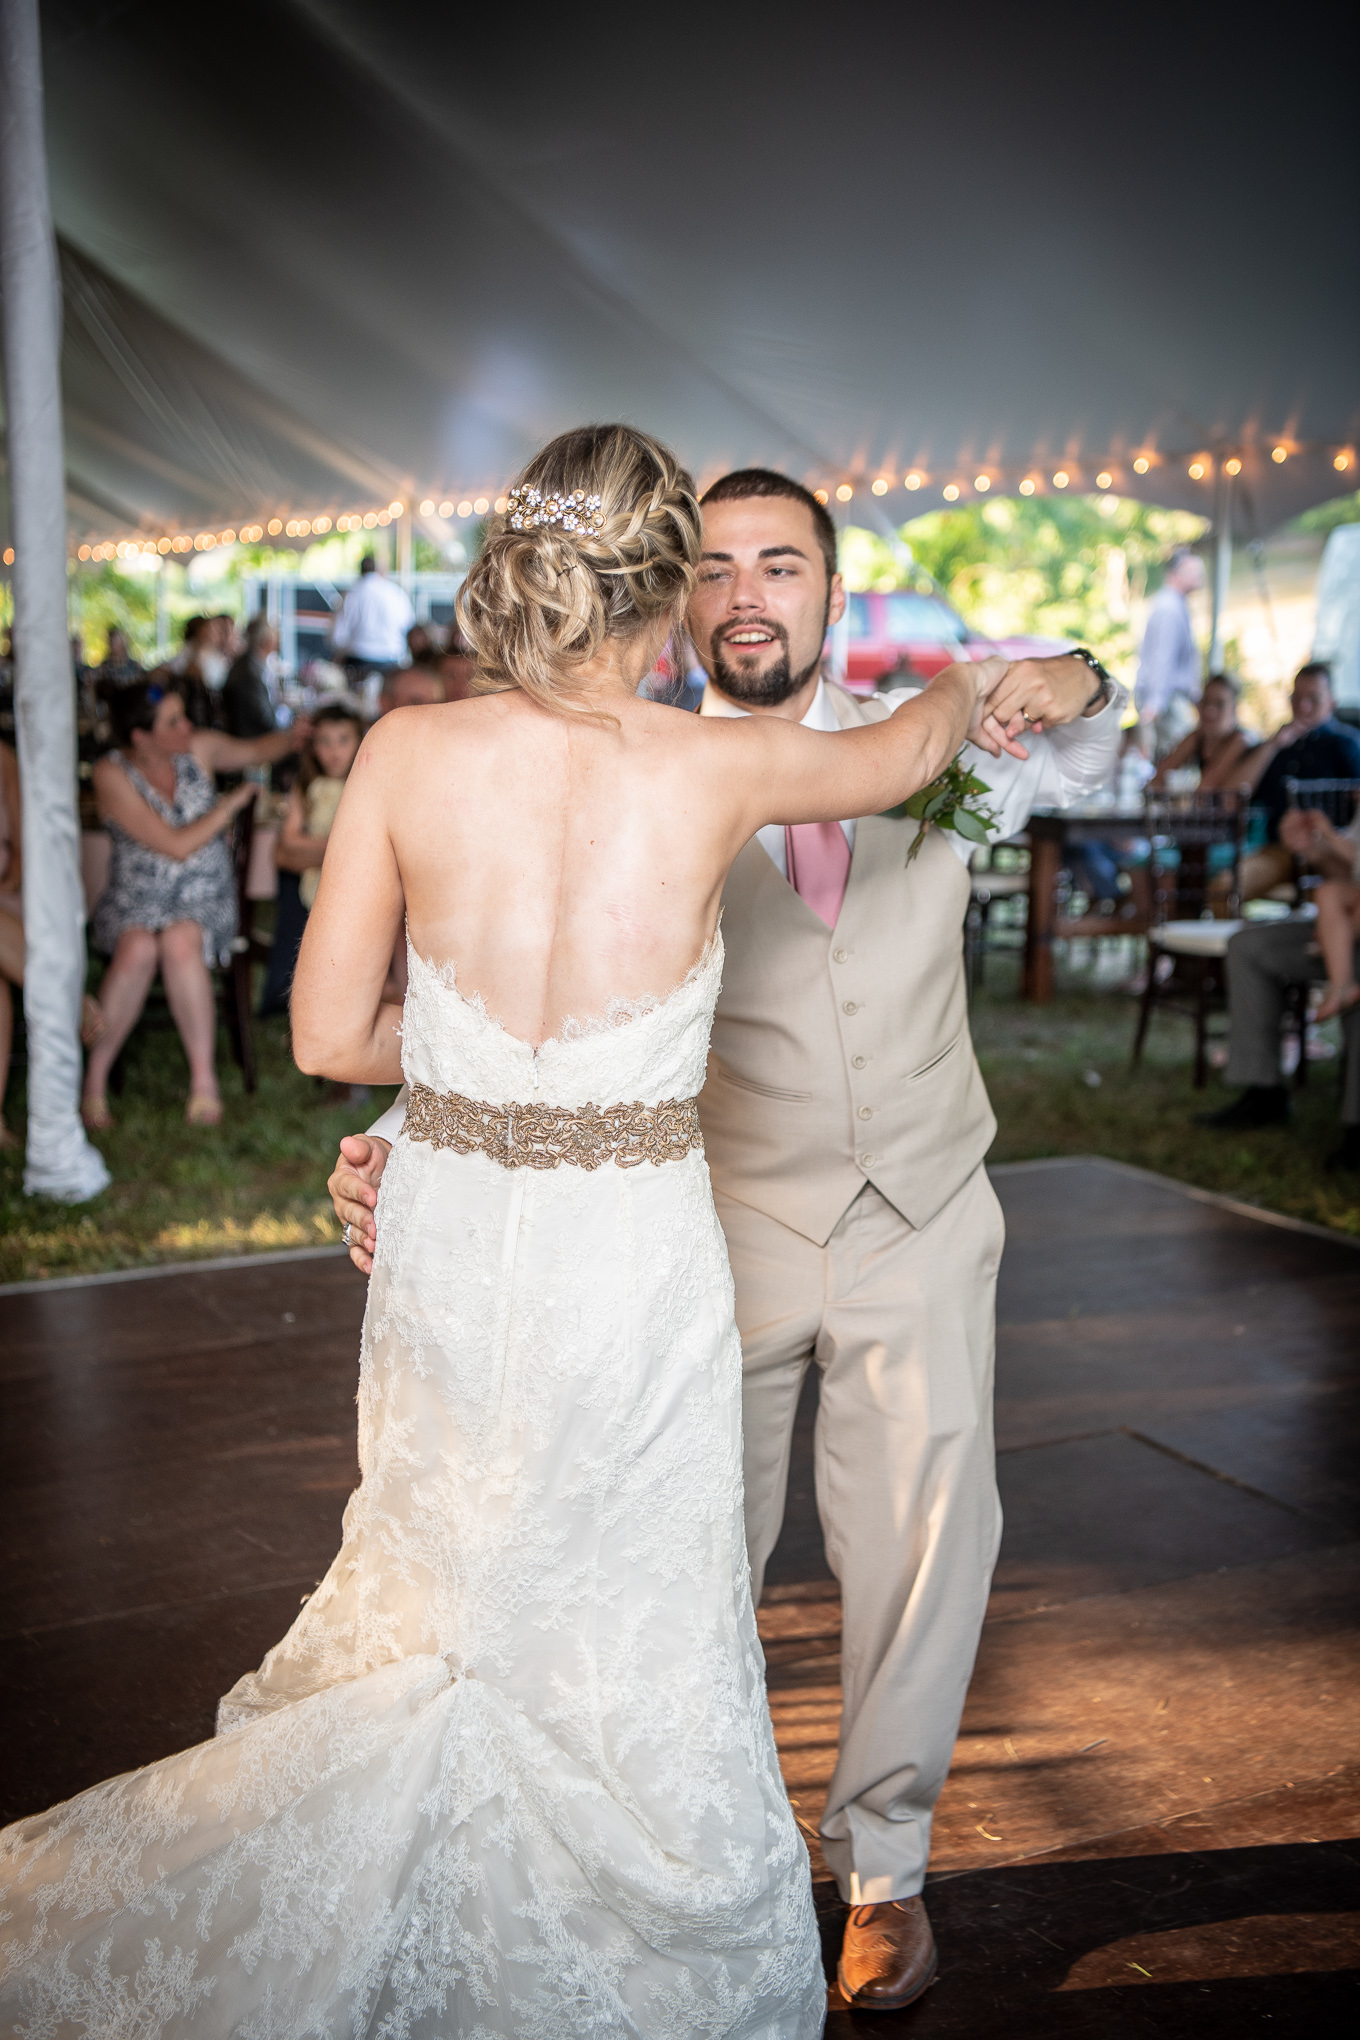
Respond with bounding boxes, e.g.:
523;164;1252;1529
973;950;1360;1238
2;951;1356;1283
0;1012;399;1284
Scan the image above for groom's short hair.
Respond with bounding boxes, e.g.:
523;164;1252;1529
700;469;838;587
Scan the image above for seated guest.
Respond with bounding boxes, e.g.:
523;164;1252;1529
1200;800;1360;1167
84;680;305;1129
0;742;104;1148
170;616;216;729
1149;672;1257;791
222;615;280;739
265;703;366;1058
1236;663;1360;899
1314;862;1360;1022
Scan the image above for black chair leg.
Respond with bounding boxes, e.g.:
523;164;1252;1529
1193;962;1209;1089
1131;952;1157;1069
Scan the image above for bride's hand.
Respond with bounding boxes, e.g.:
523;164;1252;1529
965;658;1030;761
328;1134;390;1274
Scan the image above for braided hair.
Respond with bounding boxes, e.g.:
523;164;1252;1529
457;424;700;718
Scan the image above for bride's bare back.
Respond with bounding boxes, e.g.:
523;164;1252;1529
291;654;981;1080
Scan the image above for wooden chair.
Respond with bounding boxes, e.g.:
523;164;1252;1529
1131;792;1248;1088
965;842;1030;992
1276;778;1360;1088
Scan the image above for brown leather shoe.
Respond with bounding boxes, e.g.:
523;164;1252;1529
837;1896;938;2010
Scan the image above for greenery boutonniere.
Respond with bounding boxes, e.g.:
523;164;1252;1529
897;755;998;864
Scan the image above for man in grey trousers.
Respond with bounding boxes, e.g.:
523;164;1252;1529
1202;803;1360;1169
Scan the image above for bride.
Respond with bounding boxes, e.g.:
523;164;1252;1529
0;426;1016;2037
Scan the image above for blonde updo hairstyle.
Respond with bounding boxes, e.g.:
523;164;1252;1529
456;424;701;718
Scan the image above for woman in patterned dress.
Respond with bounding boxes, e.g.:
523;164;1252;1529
84;678;305;1127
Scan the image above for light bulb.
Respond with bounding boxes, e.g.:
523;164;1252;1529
975;475;991;492
1272;446;1288;463
814;488;829;505
438;501;454;518
268;518;283;535
1053;471;1069;488
871;478;889;495
1096;472;1112;489
904;473;922;490
943;483;960;501
3;548;13;565
1133;456;1150;475
472;497;488;514
457;501;473;517
1225;458;1242;476
363;512;378;529
495;496;509;513
836;484;853;502
1334;453;1349;471
78;544;91;560
1188;462;1205;480
1019;478;1036;496
389;501;404;517
420;500;435;516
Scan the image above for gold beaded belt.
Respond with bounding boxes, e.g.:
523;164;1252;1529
403;1080;704;1172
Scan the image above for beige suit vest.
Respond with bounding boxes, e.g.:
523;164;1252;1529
699;684;996;1245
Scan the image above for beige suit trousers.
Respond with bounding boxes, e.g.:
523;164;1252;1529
716;1165;1005;1903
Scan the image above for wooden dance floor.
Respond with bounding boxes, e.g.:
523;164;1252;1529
3;1157;1358;2031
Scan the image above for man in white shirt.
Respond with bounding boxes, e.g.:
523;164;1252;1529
1134;545;1205;753
332;555;415;685
326;470;1122;2014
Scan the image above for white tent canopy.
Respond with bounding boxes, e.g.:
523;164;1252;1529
14;0;1357;543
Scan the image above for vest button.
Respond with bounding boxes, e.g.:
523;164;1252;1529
860;1154;876;1168
852;1055;867;1069
857;1105;873;1120
833;947;849;962
842;1000;859;1015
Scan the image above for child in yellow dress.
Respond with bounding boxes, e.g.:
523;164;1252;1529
278;701;363;908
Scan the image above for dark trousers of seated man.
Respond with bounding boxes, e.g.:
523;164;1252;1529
1225;919;1360;1121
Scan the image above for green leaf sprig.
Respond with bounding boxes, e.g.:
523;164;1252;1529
901;754;998;864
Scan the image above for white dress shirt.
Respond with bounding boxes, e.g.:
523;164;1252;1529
332;573;416;665
1135;585;1201;719
699;675;1125;868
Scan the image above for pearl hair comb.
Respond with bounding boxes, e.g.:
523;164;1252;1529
506;485;606;535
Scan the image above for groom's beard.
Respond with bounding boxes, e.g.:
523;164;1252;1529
710;619;822;708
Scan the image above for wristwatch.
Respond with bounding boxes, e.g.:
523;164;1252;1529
1068;646;1114;714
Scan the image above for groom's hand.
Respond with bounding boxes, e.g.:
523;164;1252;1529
966;657;1031;761
328;1134;390;1274
983;653;1102;733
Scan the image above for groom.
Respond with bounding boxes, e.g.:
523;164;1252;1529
326;470;1122;2011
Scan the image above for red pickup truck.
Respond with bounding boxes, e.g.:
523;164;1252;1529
843;589;1071;692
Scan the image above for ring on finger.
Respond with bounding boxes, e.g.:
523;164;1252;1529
342;1222;354;1247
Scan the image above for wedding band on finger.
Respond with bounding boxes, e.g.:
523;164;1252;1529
342;1223;354;1248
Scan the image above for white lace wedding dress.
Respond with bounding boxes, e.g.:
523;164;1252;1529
0;934;825;2039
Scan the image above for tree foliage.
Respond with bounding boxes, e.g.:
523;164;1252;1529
841;494;1206;676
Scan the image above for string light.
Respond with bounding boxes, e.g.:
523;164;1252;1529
51;436;1353;572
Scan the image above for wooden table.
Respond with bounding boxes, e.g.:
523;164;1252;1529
1023;803;1151;1002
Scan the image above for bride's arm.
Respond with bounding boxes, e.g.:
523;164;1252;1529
291;727;406;1084
725;661;1015;832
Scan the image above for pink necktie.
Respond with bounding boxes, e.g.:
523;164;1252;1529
785;821;852;928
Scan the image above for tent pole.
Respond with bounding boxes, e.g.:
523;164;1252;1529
0;0;110;1200
1209;466;1233;672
